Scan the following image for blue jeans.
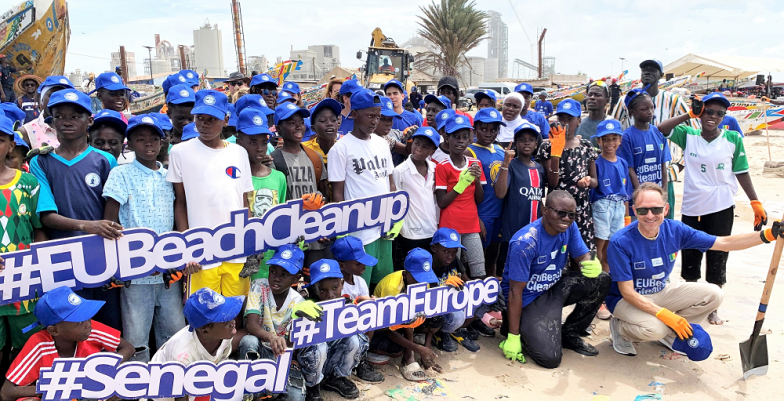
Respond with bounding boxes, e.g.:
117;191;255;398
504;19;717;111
441;310;466;333
298;334;368;386
238;335;306;401
121;282;186;362
592;198;625;240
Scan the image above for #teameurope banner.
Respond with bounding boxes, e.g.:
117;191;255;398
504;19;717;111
0;192;409;305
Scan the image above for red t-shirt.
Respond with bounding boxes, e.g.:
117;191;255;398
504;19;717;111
435;157;486;234
422;109;474;127
6;320;120;386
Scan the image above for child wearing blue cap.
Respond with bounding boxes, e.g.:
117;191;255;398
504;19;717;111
375;96;407;166
474;90;497;110
435;114;487;279
371;248;442;379
303;98;342;167
91;72;130;119
336;79;363;136
103;114;187;361
18;75;74;149
429;108;455;164
30;89;124;329
167;90;254;298
89;109;127;161
5;132;30;171
392;126;440;270
151;287;243;369
2;287;133;400
148;113;173;168
165;84;195;145
537;98;599;255
384;79;423;130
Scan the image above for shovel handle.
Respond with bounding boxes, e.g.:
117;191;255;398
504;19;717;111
756;235;784;322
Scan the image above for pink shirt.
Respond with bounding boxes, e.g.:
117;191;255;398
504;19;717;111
22;114;59;148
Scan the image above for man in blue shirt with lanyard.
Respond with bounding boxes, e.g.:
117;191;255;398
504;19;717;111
608;182;782;356
535;92;553;119
500;190;611;369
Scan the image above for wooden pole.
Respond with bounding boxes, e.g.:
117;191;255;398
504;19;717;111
179;45;188;70
119;46;129;83
763;102;772;161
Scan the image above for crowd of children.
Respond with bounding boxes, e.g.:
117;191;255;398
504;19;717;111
0;68;766;400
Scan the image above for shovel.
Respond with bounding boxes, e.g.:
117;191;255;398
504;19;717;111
740;232;784;379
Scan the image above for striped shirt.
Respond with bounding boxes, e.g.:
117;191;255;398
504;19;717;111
611;90;700;130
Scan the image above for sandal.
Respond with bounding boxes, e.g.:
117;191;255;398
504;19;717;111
401;362;427;381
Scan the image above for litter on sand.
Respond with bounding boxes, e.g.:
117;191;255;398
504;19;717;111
634;395;663;401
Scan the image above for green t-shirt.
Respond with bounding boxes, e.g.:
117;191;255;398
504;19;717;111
247;169;287;280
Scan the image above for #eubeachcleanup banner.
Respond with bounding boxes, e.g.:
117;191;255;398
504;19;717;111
0;192;409;305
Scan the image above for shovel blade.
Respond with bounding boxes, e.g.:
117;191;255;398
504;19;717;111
740;334;769;380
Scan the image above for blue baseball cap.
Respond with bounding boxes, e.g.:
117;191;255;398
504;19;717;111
308;259;344;286
412;126;441;147
430;227;466;250
13;132;30;151
274;102;310;126
235;95;270;115
515;83;534;95
47;89;92;115
180;69;200;87
303;117;313;140
351;89;381;110
418;100;425;108
92;109;128;134
701;92;731;108
473;107;506;126
331;235;378;266
0;115;16;137
379;96;401;118
338;79;362;96
435;108;456;131
266;244;305;275
38;76;74;93
126;114;165;138
227;104;238;127
556;99;581;117
90;72;129;94
162;73;188;95
639;59;663;73
181;122;199;141
444;114;473;134
593;119;623;138
0;103;25;125
277;90;296;104
310;98;342;121
424;94;451;109
166;84;196;105
192;90;229;120
404;248;439;284
281;81;300;95
513;121;541;139
183;288;244;331
150;113;172;131
237;107;272;136
250;73;277;88
672;324;713;361
384;79;404;92
474;89;497;104
30;286;104;330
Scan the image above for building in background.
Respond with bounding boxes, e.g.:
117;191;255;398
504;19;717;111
110;51;137;78
484;58;499;83
247;55;269;74
459;56;485;87
193;20;226;77
487;11;508;80
307;45;340;72
289;48;319;81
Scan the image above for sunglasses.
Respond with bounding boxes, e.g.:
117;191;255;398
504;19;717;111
589;80;607;88
704;109;726;118
635;207;665;216
229;82;243;87
262;89;277;96
547;206;577;220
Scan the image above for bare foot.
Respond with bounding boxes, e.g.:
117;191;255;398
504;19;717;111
421;358;443;373
709;311;724;325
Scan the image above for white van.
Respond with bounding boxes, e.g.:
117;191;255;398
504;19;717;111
478;82;517;98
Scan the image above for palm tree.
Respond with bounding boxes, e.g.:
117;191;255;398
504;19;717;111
416;0;488;79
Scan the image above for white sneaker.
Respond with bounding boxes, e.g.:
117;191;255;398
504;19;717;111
658;335;686;355
610;317;637;356
365;352;390;365
596;303;612;320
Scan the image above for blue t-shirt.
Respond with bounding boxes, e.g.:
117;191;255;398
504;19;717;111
500;159;546;241
720;115;744;137
338;114;354;136
617;125;672;187
521;110;550;139
467;143;505;219
535;100;553;116
401;110;423;127
30;147;118;239
501;219;589;307
590;156;630;203
605;219;716;311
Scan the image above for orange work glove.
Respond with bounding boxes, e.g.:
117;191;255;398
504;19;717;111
390;314;426;331
444;275;465;292
655;308;693;340
301;193;324;210
103;277;130;290
548;123;567;158
750;200;767;231
163;269;184;289
688;94;704;118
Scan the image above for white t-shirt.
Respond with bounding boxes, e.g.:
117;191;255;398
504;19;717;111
342;275;370;299
167;139;254;267
327;132;394;244
430;147;450;164
393;157;439;240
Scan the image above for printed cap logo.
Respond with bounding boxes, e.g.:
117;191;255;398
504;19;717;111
204;95;216;105
262;75;269;81
287;84;293;89
179;90;189;97
688;338;699;348
455;117;464;124
141;116;154;124
59;78;68;84
186;72;194;79
449;233;458;241
606;122;614;129
386;101;393;109
319;263;330;272
281;250;293;259
287;103;297;110
111;76;120;83
490;111;498;118
563;102;572;110
259;99;265;106
423;261;431;271
178;75;186;82
68;293;81;305
64;92;78;101
441;113;448;120
252;116;263;126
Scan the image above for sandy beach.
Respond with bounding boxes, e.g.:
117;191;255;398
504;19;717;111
325;129;784;401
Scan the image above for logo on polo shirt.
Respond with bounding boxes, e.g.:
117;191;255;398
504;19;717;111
111;76;120;83
319;263;330;272
252;116;263;126
68;293;81;305
141;116;154;124
423;261;431;271
281;250;292;259
490;111;498;118
178;76;186;82
605;122;614;129
59;79;68;84
449;233;458;241
204;95;216;105
64;92;78;101
563;102;572;110
85;173;101;188
179;90;189;97
225;166;241;179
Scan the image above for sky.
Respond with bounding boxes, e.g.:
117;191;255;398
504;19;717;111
60;0;784;82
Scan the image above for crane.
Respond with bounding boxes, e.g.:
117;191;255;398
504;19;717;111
231;0;247;75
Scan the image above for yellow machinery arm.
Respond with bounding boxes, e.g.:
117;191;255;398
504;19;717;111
371;28;386;47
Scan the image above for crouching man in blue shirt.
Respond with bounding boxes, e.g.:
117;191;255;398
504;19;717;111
608;182;782;356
